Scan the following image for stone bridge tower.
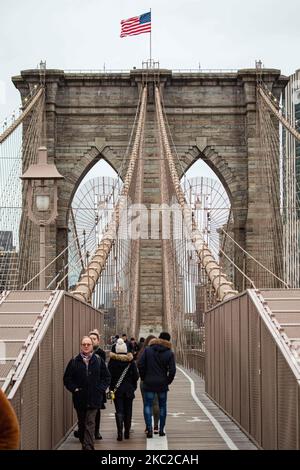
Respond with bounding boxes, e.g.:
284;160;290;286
13;68;288;331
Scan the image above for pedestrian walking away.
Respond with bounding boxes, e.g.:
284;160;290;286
136;337;145;353
130;337;139;359
111;334;119;353
121;333;133;353
136;335;160;434
137;331;176;438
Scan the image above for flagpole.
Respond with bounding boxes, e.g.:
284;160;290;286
150;8;152;66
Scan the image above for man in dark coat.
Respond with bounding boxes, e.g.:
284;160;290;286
137;331;176;438
63;336;111;450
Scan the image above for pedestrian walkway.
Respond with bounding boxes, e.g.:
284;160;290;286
58;366;256;450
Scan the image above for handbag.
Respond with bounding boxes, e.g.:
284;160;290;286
107;363;131;401
106;390;114;401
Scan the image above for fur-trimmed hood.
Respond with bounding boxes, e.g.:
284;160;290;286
148;338;172;349
109;352;133;362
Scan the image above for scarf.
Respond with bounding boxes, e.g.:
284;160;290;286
80;352;93;370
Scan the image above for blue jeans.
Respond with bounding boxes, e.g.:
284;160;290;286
144;391;167;432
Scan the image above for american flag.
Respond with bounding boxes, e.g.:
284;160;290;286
120;12;151;38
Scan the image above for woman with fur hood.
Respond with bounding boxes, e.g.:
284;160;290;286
108;338;139;441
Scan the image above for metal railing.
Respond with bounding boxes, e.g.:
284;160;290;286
5;291;103;449
172;68;238;73
183;349;205;380
206;289;300;450
64;69;131;74
63;68;238;75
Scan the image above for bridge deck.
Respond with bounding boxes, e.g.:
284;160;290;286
59;367;256;451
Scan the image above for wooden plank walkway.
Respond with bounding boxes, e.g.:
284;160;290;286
59;366;256;450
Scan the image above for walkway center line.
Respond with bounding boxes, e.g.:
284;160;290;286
147;433;168;451
177;367;238;450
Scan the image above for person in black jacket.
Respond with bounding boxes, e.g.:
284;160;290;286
89;329;106;439
137;331;176;438
108;338;139;441
63;336;111;450
130;337;139;359
136;335;160;434
121;333;133;353
110;335;119;353
89;329;106;362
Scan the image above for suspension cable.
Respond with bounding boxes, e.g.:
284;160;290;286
258;85;300;142
0;87;44;144
208;236;257;289
22;226;85;290
159;88;193;193
72;86;148;303
155;85;238;302
219;227;289;288
20;85;143;292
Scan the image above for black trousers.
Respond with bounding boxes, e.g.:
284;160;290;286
76;408;98;450
95;409;100;434
114;393;133;419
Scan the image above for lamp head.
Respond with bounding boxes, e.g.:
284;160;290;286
20;147;64;182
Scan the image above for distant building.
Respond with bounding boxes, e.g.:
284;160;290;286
282;70;300;287
0;231;18;292
0;231;14;251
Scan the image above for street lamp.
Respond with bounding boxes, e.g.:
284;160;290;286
20;146;64;290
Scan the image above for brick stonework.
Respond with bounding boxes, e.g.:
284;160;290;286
13;68;288;325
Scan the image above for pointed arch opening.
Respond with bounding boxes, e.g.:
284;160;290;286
182;158;233;265
68;158;121;294
174;157;234;327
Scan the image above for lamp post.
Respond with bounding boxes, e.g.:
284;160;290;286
20;147;64;290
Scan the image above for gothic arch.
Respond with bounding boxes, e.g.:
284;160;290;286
56;143;123;227
178;142;248;229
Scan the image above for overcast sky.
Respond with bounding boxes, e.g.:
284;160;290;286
0;0;298;176
1;0;300;124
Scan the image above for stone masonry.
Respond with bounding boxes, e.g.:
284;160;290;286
139;105;163;337
13;68;288;333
